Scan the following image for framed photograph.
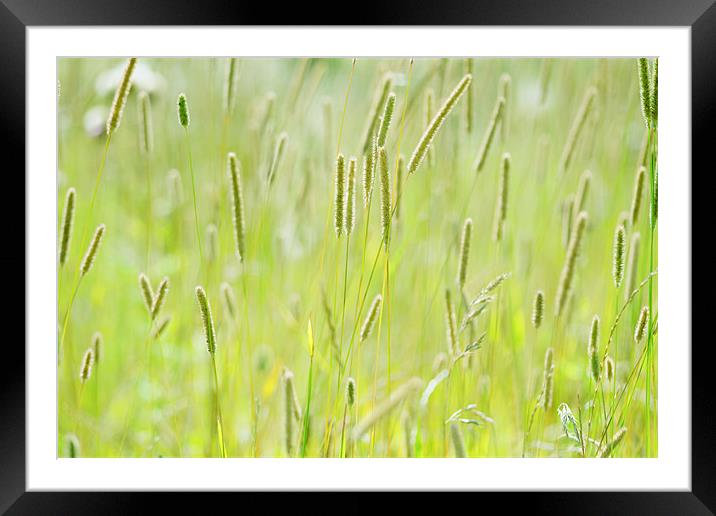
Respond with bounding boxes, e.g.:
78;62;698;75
5;0;708;511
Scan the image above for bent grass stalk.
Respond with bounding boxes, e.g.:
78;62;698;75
195;286;226;457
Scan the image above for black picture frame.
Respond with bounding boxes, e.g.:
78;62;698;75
2;0;706;512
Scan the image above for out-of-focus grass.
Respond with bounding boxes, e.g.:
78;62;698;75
57;57;657;458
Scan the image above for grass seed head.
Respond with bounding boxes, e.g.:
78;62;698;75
555;211;587;317
151;276;169;321
638;58;651;128
532;290;545;329
493;152;510;241
345;157;357;235
227;152;246;262
474;95;506;173
445;289;458;356
457;218;473;289
177;93;190;128
334;153;346;237
613;224;626;288
588;315;600;381
408;74;472;175
92;332;103;364
377;92;396;148
195;286;216;354
221;282;238;320
138;273;154;314
362;136;377;207
106;57;137;135
598;427;628;458
379;146;391;247
630;166;646;227
346;377;356;407
360;294;383;342
542;347;554;409
79;347;95;384
59;187;76;267
223;57;239;116
634;306;649;343
80;224;106;277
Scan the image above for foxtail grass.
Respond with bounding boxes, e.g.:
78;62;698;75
555;211;588;317
362;74;393;154
177;93;203;264
195;285;226;457
227;152;246;262
532;290;545;329
612;224;626;288
493;153;510;241
457;218;472;289
588;315;600;381
407;74;471;175
630;166;646;226
58;187;75;267
377;92;396;148
360;294;382;343
334;153;346;238
473;96;505;173
379;146;391;247
350;377;422;444
558;86;596;174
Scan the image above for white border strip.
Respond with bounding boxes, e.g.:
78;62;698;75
28;27;690;490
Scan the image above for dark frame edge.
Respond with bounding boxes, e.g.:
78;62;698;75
2;0;711;513
0;0;26;514
691;1;716;513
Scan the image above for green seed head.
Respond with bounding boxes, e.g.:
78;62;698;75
362;137;377;207
613;224;626;288
588;315;600;381
360;294;383;342
80;224;106;277
598;427;628;458
345;157;357;236
650;58;658;126
138;273;154;314
474;96;506;173
555;211;588;317
206;224;218;262
334;153;346;238
59;187;76;267
92;332;103;364
106;57;137;135
227;152;246;262
346;377;356;407
573;169;592;219
532;290;545;329
223;57;239;116
605;356;615;384
379;146;391;248
630;166;646;227
177;93;190;128
638;58;651;128
362;74;393;154
457;218;472;289
195;286;216;354
151;276;169;321
493;152;510;241
634;306;649;343
79;347;94;384
408;74;472;175
377;92;396;148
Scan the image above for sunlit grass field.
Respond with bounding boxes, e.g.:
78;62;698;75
57;57;658;458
